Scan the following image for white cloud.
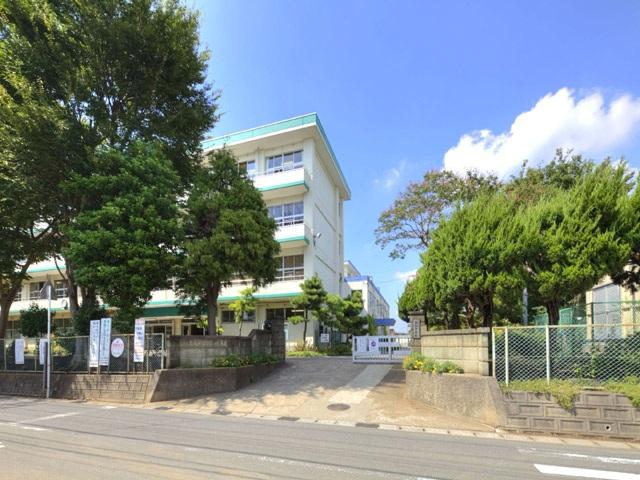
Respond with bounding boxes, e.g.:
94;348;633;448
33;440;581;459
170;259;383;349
443;88;640;177
374;159;408;190
394;269;417;283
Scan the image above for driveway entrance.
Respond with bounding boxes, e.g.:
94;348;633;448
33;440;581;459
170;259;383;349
147;357;492;431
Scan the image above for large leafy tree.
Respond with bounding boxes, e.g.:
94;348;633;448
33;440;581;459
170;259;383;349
375;170;499;259
327;290;370;337
177;150;279;336
517;161;632;324
62;142;182;332
290;275;328;347
2;0;217;320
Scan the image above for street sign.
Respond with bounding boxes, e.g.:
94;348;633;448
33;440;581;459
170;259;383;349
99;318;112;366
15;338;24;365
89;320;100;368
133;318;145;363
110;337;125;358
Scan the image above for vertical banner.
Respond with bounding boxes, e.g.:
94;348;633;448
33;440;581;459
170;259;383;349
99;318;112;366
14;338;25;365
89;320;100;368
133;318;145;363
39;338;48;365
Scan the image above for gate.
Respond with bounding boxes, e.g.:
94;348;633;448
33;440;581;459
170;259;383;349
352;335;411;363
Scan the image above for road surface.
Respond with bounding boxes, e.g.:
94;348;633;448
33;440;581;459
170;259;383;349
0;396;639;479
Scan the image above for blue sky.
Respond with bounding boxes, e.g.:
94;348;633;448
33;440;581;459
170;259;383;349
191;0;640;327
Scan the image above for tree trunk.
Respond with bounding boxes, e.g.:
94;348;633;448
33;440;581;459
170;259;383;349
205;282;220;336
464;298;476;328
481;301;493;328
0;282;22;339
238;320;243;337
545;300;561;325
65;263;80;317
302;309;308;348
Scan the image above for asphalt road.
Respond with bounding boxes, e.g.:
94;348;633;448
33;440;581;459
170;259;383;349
0;396;639;480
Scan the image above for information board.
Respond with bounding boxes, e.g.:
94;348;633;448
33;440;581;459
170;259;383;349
14;338;24;365
133;318;145;363
89;320;100;368
99;318;112;366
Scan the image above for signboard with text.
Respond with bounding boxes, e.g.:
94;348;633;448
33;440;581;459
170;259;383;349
39;339;48;365
99;318;112;366
133;318;145;363
89;320;100;368
14;338;24;365
320;333;330;343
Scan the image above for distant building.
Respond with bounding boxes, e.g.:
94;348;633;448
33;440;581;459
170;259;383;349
343;261;390;321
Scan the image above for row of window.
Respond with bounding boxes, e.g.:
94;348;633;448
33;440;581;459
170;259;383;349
14;255;304;302
237;149;303;177
15;280;68;302
268;201;303;227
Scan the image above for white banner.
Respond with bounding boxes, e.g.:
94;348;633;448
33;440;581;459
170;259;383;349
14;338;24;365
39;338;48;365
133;318;145;363
99;318;112;366
89;320;100;368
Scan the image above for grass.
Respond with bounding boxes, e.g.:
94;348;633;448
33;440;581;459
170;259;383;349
286;350;325;358
500;376;640;410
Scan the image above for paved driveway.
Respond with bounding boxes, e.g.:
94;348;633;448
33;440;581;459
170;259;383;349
148;357;492;431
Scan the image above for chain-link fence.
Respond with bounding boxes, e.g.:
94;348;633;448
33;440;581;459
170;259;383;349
493;323;640;384
0;334;164;373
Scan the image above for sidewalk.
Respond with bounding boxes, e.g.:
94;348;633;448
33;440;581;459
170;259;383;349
143;357;493;432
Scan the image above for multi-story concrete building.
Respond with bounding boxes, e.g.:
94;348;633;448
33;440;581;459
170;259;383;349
5;114;351;348
343;261;390;321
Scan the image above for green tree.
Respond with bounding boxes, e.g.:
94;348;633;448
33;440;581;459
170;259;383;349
19;303;55;338
2;0;217;320
290;275;328;347
229;287;257;337
517;161;632;324
375;170;499;259
328;290;370;336
62;142;182;333
176;150;279;336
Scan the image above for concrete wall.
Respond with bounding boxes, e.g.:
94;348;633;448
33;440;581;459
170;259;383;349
419;328;490;376
0;372;151;403
503;390;640;440
167;329;271;368
406;370;507;426
148;363;278;402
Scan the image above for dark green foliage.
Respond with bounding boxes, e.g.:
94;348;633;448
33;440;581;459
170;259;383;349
19;303;55;337
592;332;640;380
72;300;108;336
177;150;279;335
290;275;328;345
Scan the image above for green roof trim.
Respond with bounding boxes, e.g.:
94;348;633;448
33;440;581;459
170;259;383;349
201;113;350;198
26;263;65;274
277;235;309;245
258;180;309;192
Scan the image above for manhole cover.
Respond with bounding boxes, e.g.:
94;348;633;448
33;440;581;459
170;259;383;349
327;403;350;411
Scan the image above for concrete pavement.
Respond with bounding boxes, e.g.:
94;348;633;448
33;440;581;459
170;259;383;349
144;357;493;431
1;395;639;479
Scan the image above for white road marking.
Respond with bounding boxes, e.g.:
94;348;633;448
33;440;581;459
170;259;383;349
0;442;4;448
519;448;640;465
535;463;640;480
18;412;79;424
102;406;117;410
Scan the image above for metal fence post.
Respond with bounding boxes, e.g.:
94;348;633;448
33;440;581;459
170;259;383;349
127;336;130;373
504;327;509;385
545;325;551;384
491;328;496;378
161;333;165;370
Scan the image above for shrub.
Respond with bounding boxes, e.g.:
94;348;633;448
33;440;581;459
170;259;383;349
287;350;324;358
211;353;279;367
320;343;352;356
402;352;463;374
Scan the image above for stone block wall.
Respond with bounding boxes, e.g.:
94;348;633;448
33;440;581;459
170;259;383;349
168;335;252;368
419;328;490;375
53;374;151;403
503;390;640;440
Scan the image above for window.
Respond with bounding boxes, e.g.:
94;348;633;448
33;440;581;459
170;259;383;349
221;310;255;323
29;281;46;300
266;307;302;325
268;201;303;226
265;150;303;174
54;280;68;298
238;160;256;178
275;255;304;281
14;285;22;302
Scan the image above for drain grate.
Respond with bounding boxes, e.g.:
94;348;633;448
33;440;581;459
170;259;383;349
327;403;351;411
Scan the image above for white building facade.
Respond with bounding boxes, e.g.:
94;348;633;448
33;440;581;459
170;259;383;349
5;114;351;349
343;261;390;321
